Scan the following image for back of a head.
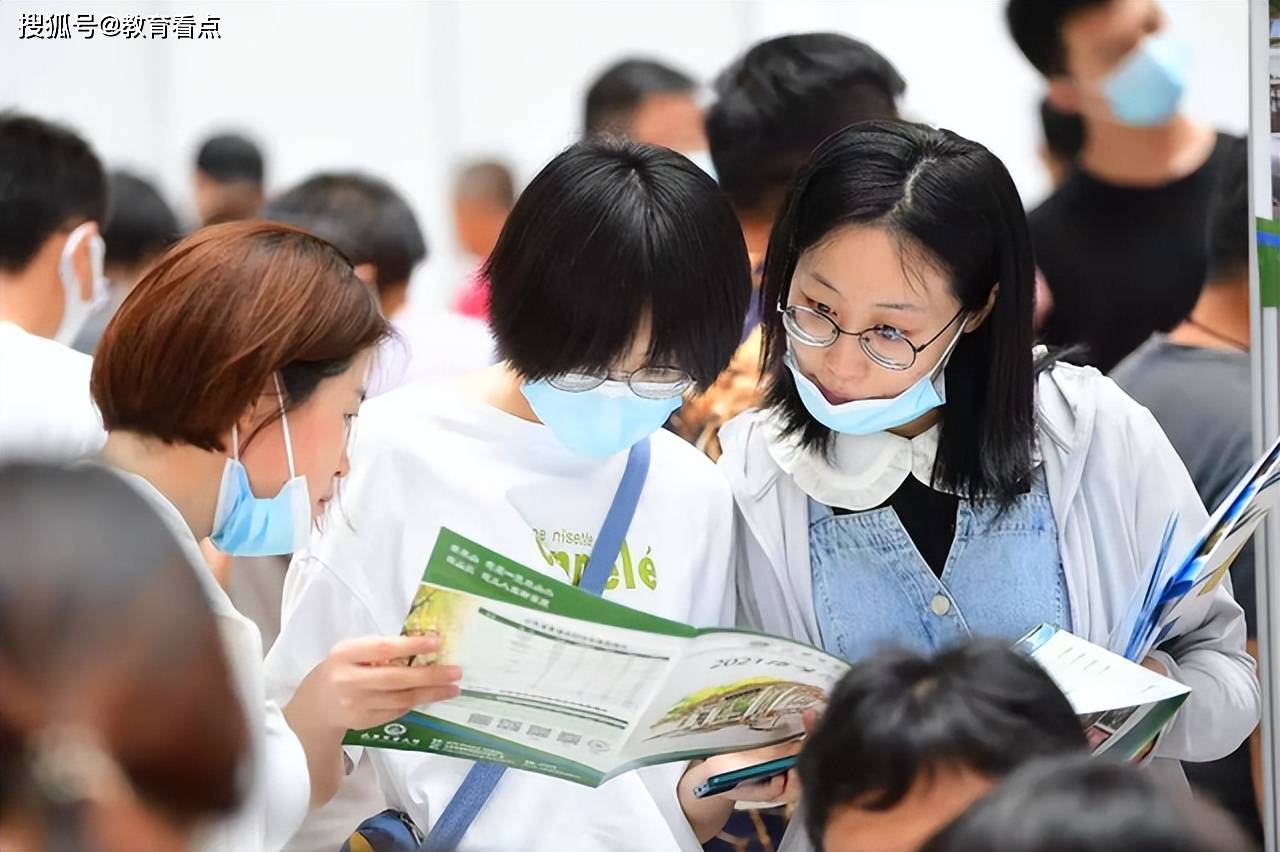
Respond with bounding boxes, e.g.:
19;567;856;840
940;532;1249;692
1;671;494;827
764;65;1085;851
0;112;107;274
921;754;1258;852
195;133;264;185
707;33;905;221
102;171;181;274
264;172;427;290
0;463;246;848
455;161;517;209
1006;0;1110;76
92;220;389;453
485;137;751;390
1206;137;1248;283
799;640;1087;851
583;58;696;135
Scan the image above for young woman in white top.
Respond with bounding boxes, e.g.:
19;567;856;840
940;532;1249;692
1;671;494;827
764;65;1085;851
263;138;753;850
707;121;1258;836
90;221;461;850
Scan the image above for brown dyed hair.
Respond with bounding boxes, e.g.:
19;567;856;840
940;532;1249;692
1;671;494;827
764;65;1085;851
92;220;389;452
0;463;247;843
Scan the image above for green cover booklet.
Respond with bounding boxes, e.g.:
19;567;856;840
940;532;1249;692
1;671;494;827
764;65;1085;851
346;529;1191;785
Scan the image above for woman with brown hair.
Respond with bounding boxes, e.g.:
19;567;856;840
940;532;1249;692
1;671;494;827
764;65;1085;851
0;462;247;852
90;221;462;851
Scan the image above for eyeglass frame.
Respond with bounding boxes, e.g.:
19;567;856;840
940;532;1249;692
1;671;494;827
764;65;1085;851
546;365;695;400
778;299;968;372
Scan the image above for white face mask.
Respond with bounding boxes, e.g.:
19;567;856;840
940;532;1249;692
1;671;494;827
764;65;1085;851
682;149;718;182
55;222;108;345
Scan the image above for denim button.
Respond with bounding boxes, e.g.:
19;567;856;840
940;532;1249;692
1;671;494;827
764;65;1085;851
931;594;952;616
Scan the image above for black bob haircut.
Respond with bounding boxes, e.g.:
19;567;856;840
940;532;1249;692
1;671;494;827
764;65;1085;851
102;171;181;270
921;754;1258;852
584;58;697;136
0;112;107;273
707;33;905;220
196;133;264;184
264;172;427;290
486;136;751;389
1006;0;1111;77
1205;137;1248;283
761;120;1042;503
799;641;1087;852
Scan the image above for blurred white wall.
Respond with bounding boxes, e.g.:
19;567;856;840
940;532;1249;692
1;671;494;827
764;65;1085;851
0;0;1250;305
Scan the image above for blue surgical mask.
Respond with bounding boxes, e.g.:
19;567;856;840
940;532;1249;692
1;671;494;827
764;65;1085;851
1103;31;1189;128
521;379;682;458
785;322;965;436
210;377;312;556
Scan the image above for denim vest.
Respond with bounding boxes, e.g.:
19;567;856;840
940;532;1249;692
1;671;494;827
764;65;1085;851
809;467;1069;663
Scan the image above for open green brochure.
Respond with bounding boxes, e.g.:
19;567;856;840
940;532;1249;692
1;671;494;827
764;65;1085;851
345;529;1191;785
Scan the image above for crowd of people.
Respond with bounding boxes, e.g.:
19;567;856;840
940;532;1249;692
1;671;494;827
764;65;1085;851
0;1;1267;851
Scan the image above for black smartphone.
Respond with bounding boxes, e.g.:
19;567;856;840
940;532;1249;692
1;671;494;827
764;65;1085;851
692;755;798;799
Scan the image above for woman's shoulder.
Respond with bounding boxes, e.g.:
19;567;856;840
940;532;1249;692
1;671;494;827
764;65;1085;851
1035;358;1161;454
649;427;734;499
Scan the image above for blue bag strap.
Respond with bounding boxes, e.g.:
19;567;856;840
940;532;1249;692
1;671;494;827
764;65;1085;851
422;437;651;851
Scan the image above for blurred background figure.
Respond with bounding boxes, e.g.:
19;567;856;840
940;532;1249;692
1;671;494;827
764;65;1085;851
0;462;248;852
671;33;905;461
583;58;710;164
72;170;182;355
0;112;108;462
922;755;1257;852
1007;0;1236;372
193;132;266;227
1037;96;1086;188
265;172;426;321
451;159;516;322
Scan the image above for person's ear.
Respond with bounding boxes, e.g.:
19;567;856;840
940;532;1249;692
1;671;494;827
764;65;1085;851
964;284;1000;332
353;263;378;286
1046;76;1083;115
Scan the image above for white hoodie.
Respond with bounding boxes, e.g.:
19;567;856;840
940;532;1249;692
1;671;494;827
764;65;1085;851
718;362;1258;790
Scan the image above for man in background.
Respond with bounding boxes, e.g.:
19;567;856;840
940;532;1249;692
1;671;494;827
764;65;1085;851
672;33;905;460
193;131;266;226
1007;0;1236;371
0;112;108;461
73;170;181;354
584;58;710;169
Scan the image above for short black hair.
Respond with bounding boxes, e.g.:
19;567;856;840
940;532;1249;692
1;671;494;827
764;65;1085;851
584;59;697;135
800;641;1087;852
1040;97;1085;163
707;33;905;219
1206;137;1248;283
195;133;264;184
1006;0;1111;76
486;137;751;389
264;172;427;289
0;112;107;273
762;121;1044;503
102;171;181;270
921;755;1258;852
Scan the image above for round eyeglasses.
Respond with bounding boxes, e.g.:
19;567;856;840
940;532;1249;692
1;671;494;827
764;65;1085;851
547;366;694;400
779;302;967;371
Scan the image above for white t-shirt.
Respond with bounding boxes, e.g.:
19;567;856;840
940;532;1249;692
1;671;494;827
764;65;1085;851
263;382;736;851
113;470;311;852
0;321;105;461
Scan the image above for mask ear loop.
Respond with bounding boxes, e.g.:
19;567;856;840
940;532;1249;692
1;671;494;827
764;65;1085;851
928;313;969;380
230;424;241;461
273;374;298;479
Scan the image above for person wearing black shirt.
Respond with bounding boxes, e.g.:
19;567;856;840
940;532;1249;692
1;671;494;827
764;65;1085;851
1007;0;1233;372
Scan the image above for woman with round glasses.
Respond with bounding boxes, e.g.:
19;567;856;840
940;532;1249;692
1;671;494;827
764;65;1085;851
265;138;754;849
704;121;1256;817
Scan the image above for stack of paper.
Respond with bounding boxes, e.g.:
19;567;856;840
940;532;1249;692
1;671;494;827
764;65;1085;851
1114;435;1280;662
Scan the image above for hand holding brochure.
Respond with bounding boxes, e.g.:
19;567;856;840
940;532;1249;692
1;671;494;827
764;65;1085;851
346;530;1192;785
1116;435;1280;661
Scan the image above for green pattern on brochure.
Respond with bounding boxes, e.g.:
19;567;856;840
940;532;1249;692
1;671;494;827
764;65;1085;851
343;528;845;787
